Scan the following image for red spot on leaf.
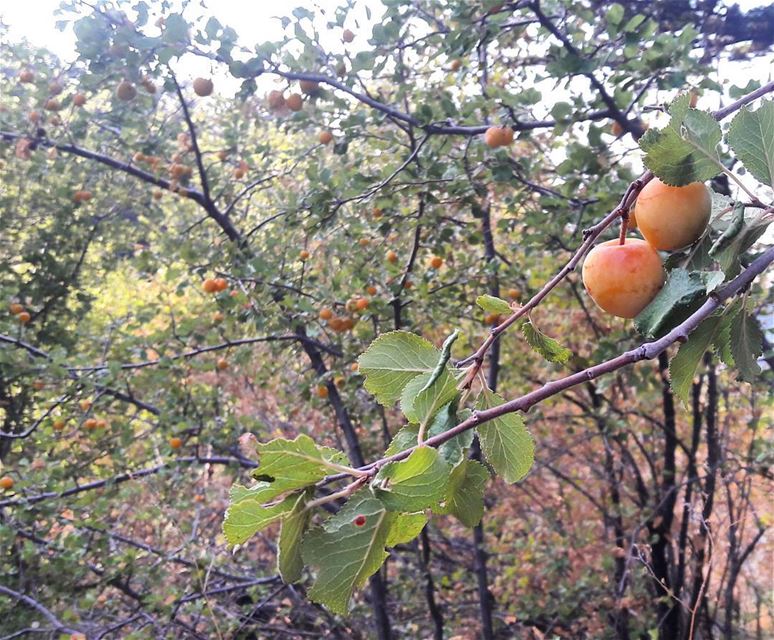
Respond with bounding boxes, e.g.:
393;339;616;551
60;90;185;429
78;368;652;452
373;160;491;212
354;515;366;527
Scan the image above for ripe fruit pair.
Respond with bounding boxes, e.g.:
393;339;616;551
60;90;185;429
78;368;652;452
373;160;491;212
203;277;228;293
582;179;711;318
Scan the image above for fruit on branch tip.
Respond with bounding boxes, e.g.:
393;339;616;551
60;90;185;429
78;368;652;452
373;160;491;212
0;476;14;491
17;311;31;324
429;255;443;269
299;249;310;260
319;307;333;320
116;80;137;101
316;384;329;398
169;436;183;449
386;250;398;263
286;93;303;111
300;79;320;95
582;238;665;319
9;303;24;315
319;130;333;145
73;93;87;107
267;90;285;110
610;121;624;137
484;126;513;148
18;69;34;83
342;28;355;43
216;358;229;370
193;77;213;97
634;178;711;251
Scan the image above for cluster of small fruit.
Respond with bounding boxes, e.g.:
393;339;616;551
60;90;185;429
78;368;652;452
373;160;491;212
582;178;712;318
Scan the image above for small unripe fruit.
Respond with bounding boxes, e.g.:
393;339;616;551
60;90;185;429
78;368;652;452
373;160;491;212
634;179;711;251
386;250;398;263
582;238;665;318
0;476;14;491
316;384;329;398
193;77;213;97
319;308;333;320
152;190;163;200
286;93;303;111
216;358;229;370
350;362;359;372
73;93;87;107
319;130;333;145
17;311;31;324
342;29;355;43
9;303;24;315
169;436;183;449
300;79;319;95
299;249;310;260
429;255;443;269
116;80;137;101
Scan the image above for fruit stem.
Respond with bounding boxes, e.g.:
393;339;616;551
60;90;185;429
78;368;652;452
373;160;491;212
618;212;629;245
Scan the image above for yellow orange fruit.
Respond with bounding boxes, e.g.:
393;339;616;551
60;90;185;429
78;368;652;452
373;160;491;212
319;130;333;145
429;255;443;269
582;238;665;318
316;384;329;398
386;250;398;263
17;311;31;324
0;476;14;490
319;308;333;320
169;436;183;449
634;178;711;251
9;303;24;315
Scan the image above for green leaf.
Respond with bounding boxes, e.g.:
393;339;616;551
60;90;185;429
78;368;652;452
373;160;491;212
730;304;763;381
710;208;772;277
476;389;534;483
358;331;441;406
254;435;349;491
278;491;312;583
223;494;296;545
373;447;451;512
476;294;512;316
639;94;722;185
302;493;393;614
635;269;724;338
669;310;731;403
727;100;774;190
399;368;458;427
443;460;490;527
385;405;473;466
385;512;427;547
521;320;572;365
